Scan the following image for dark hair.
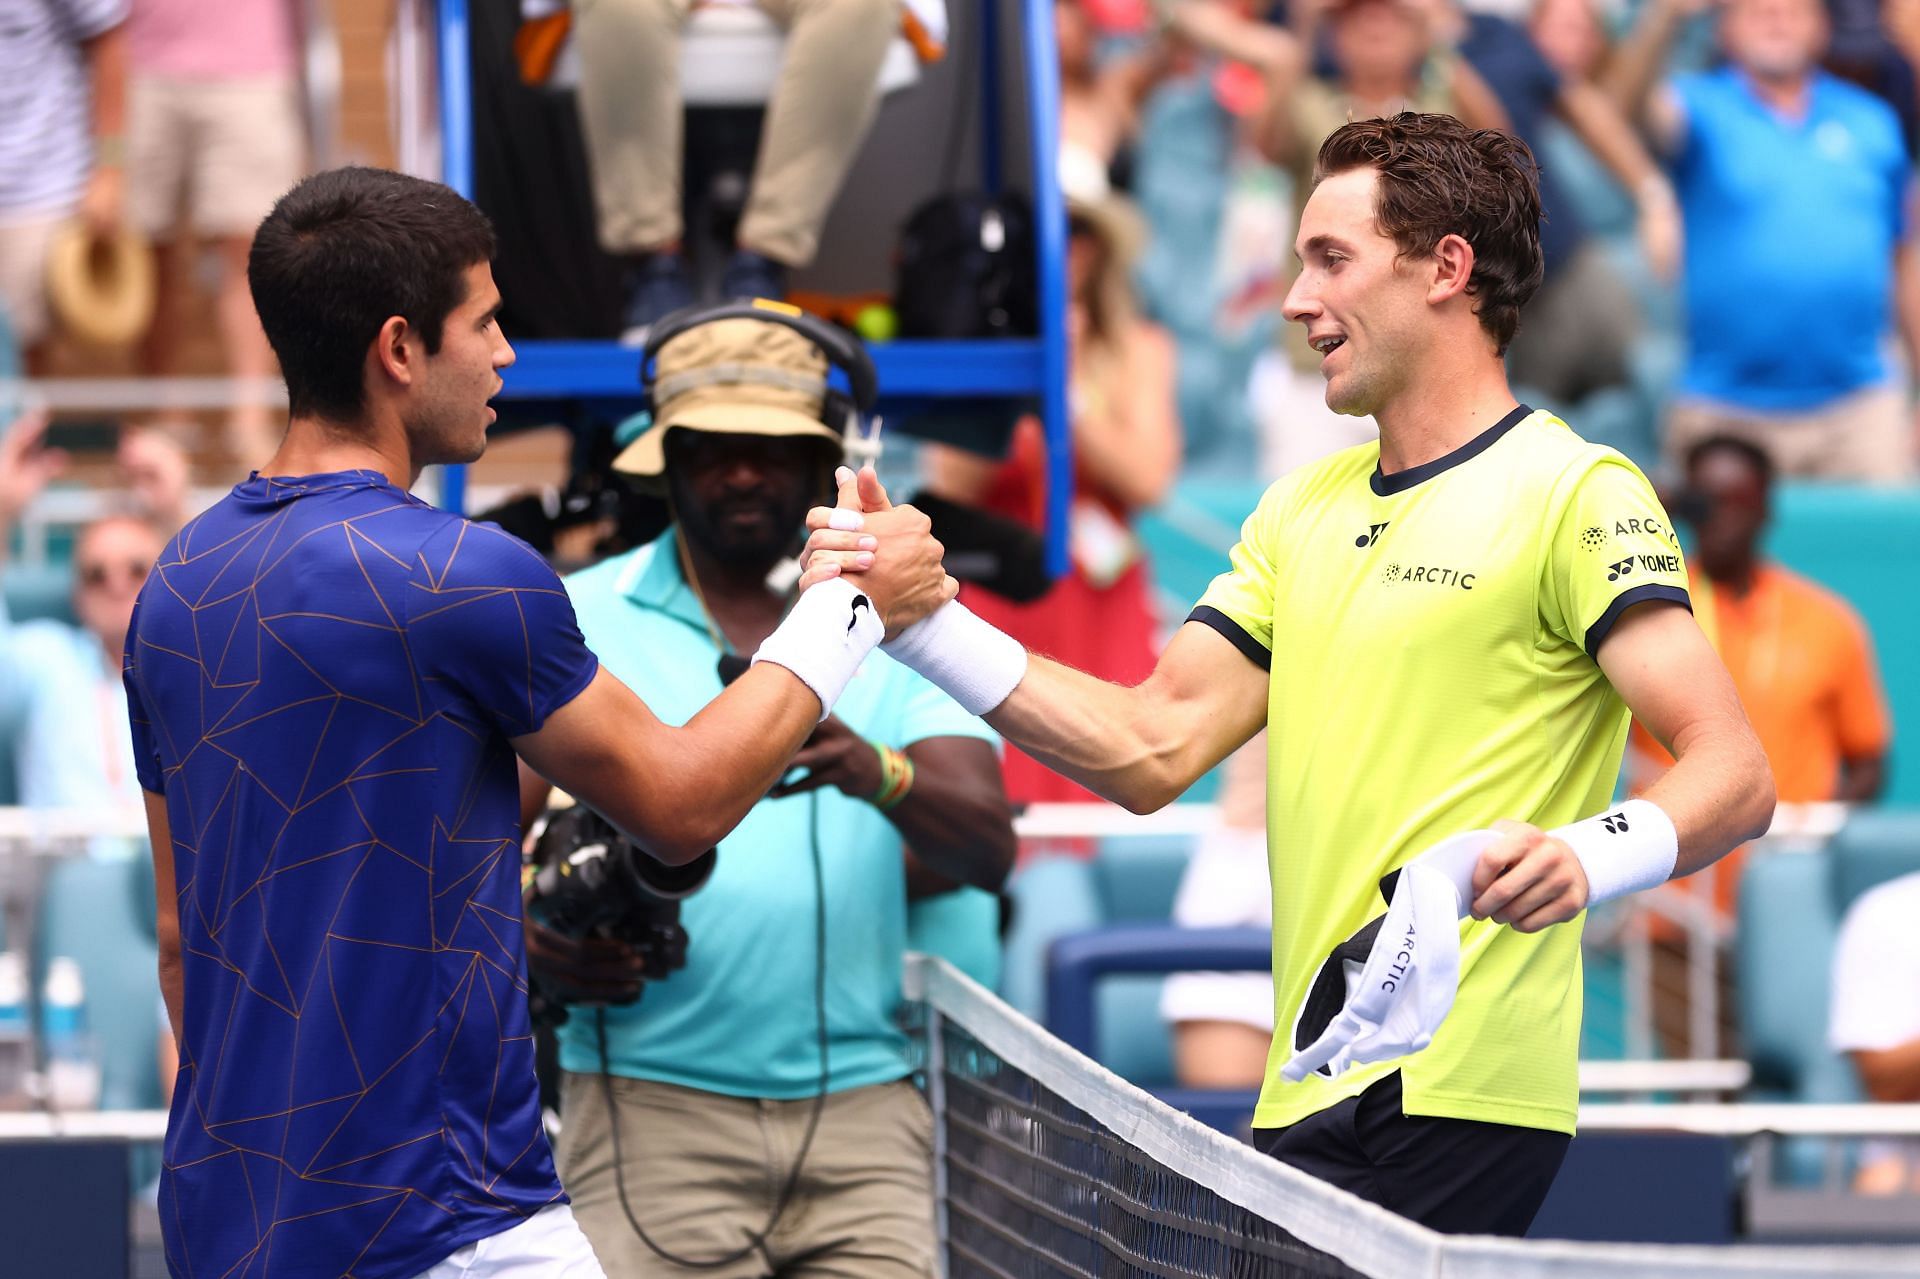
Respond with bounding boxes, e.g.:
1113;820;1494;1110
1314;113;1545;354
1685;433;1775;492
248;167;497;421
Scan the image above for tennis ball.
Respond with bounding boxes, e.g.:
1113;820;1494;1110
853;303;898;343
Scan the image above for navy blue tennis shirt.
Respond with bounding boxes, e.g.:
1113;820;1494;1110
124;470;600;1279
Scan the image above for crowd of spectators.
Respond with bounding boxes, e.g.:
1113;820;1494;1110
1;0;1918;1214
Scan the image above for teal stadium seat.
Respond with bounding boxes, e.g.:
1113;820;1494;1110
1006;839;1190;1083
33;855;164;1112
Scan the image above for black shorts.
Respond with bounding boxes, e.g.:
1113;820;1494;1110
1252;1072;1569;1236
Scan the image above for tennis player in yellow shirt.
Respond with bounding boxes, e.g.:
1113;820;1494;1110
806;112;1774;1235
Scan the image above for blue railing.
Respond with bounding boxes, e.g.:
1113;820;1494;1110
431;0;1072;575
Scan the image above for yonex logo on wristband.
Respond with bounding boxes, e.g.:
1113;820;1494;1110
1601;812;1630;834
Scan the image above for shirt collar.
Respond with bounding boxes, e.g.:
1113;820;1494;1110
618;532;715;639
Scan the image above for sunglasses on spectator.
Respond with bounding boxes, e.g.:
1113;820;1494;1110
77;559;152;589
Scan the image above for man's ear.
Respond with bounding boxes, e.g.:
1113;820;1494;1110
371;314;419;390
1427;234;1476;306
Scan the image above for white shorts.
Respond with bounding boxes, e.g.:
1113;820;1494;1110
414;1204;607;1279
1158;826;1276;1032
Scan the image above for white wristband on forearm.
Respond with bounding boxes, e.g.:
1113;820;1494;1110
1551;798;1679;907
881;601;1029;716
751;577;884;719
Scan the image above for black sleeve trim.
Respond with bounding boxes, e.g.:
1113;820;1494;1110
1585;584;1692;660
1187;606;1272;671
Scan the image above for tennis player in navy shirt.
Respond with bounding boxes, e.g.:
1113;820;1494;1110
121;167;953;1279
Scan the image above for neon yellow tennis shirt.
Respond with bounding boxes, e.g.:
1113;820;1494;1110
1191;406;1690;1135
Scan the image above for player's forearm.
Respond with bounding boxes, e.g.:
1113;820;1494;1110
623;667;823;861
985;657;1200;814
1640;716;1775;879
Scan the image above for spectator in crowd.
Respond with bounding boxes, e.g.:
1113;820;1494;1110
1830;869;1920;1194
1622;0;1920;480
922;147;1179;806
1060;0;1175;177
127;0;304;465
526;309;1015;1275
0;0;127;368
1427;0;1681;408
1630;434;1890;1054
1633;441;1890;805
0;412;186;817
572;0;897;338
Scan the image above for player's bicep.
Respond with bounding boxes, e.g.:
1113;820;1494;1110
1141;619;1271;778
1595;601;1747;758
511;666;670;826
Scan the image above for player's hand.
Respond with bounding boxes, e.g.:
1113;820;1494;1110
801;465;958;637
0;410;66;533
1468;819;1591;933
523;918;649;1006
767;714;884;800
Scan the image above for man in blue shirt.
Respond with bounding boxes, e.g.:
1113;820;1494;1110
522;310;1016;1278
1630;0;1919;480
121;167;954;1279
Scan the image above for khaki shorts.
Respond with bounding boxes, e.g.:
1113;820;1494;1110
1665;385;1917;484
0;211;64;346
557;1073;936;1279
129;74;306;239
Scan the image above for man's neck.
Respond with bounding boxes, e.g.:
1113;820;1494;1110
678;532;788;650
1373;353;1521;476
1745;66;1813;118
264;416;416;492
1705;557;1760;598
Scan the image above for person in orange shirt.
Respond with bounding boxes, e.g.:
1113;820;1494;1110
1630;433;1891;1052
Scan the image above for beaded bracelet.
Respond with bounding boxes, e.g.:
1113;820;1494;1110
869;741;917;811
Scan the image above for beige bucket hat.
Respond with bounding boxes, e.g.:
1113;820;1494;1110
613;315;843;490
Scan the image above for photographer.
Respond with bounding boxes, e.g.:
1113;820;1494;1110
521;307;1016;1278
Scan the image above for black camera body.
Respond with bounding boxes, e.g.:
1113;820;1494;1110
524;803;717;1023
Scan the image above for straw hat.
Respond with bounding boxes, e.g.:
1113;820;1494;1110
45;221;156;347
613;315;843;490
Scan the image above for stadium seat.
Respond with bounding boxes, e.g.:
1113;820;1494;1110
33;855;164;1112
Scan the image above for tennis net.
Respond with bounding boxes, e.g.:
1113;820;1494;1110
902;953;1920;1279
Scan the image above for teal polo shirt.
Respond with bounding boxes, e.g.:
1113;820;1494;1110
555;536;998;1097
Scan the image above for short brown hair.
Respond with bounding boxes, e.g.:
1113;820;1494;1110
1314;113;1544;354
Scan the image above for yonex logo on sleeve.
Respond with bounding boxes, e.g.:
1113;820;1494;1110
1606;557;1636;582
1601;812;1630;834
1355;522;1390;548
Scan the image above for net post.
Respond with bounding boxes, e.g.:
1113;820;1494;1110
924;964;952;1279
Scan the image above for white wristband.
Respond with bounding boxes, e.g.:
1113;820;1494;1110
751;577;883;719
1551;798;1679;907
881;601;1028;716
